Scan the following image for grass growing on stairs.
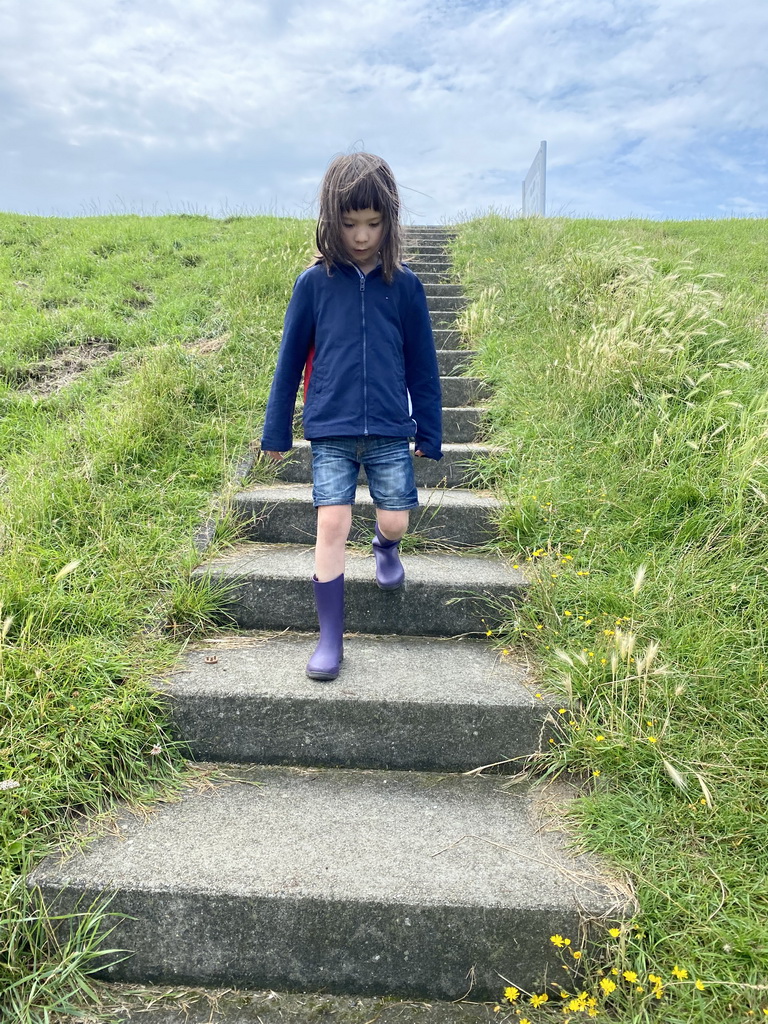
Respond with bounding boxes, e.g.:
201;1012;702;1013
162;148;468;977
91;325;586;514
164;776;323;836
451;216;768;1022
0;212;312;1021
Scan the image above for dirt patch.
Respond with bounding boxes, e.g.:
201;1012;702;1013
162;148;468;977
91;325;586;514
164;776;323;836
14;337;119;397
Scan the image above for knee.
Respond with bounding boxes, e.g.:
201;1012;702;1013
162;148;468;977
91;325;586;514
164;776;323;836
317;506;352;544
377;509;409;540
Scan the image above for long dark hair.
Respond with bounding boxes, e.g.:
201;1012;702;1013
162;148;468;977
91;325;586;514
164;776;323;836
313;153;403;283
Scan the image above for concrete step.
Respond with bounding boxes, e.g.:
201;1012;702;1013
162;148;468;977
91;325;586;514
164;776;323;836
443;406;485;444
430;309;459;329
440;375;490;407
406;257;452;268
191;543;527;635
232;483;500;547
29;765;621;999
408;241;455;248
404;227;456;237
404;234;454;243
405;264;454;276
157;634;556;770
413;270;455;284
84;987;536;1023
422;284;464;300
411;253;452;264
425;296;465;314
438;349;475;375
433;327;463;348
275;440;495;488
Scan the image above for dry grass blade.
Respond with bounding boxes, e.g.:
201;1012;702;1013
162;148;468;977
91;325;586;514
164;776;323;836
662;758;688;793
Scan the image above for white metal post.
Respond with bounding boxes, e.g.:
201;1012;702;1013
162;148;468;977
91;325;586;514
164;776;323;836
522;141;547;216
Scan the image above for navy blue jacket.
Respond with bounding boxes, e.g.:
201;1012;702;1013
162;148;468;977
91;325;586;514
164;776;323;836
260;261;443;461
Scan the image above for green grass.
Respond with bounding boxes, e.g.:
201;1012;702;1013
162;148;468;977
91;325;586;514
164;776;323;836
0;212;312;1021
3;210;767;1022
451;215;768;1022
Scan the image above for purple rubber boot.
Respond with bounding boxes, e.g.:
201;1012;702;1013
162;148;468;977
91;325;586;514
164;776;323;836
306;573;344;681
372;522;405;590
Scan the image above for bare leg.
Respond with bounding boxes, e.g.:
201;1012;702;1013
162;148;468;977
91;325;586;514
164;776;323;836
375;508;409;542
315;505;352;582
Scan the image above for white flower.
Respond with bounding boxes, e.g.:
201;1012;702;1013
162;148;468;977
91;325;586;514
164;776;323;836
0;779;20;791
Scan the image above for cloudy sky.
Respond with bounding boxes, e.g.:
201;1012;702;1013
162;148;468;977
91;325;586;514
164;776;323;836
2;0;766;223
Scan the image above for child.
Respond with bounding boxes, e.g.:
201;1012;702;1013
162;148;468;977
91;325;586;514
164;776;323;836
261;153;442;681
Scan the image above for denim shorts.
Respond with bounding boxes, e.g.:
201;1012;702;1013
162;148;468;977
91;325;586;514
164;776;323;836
311;436;418;510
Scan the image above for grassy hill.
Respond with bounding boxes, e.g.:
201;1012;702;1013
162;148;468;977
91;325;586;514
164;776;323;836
1;212;767;1022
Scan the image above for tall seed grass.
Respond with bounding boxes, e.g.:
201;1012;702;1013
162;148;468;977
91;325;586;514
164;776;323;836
452;215;768;1022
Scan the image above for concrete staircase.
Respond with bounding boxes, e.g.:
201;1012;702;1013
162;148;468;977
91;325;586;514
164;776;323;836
29;227;621;1004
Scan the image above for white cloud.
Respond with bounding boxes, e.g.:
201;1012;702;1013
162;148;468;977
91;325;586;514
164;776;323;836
1;0;766;219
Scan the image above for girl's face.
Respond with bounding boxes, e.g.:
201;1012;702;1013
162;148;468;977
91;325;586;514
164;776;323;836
341;208;385;273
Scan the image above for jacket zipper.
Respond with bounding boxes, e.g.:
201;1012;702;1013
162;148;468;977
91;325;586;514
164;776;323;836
357;267;368;435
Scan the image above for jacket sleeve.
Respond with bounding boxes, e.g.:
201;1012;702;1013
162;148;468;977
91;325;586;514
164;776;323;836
260;273;316;452
403;274;443;461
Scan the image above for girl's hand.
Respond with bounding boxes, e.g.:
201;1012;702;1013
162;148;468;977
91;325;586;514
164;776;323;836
264;451;286;461
415;449;424;457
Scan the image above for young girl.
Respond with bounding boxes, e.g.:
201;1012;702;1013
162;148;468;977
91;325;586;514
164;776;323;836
261;153;442;681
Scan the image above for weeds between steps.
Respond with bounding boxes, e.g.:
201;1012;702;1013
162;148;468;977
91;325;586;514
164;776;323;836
451;215;768;1022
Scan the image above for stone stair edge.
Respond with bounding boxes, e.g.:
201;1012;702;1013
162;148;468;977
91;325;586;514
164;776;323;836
154;633;554;770
233;482;500;504
28;764;625;999
191;543;528;637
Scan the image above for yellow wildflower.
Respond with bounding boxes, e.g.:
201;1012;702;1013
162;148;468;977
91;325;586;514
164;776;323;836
504;986;520;1002
608;927;620;937
648;736;658;743
572;950;583;960
600;978;616;995
623;971;639;983
530;993;549;1007
671;966;688;980
564;610;572;616
695;979;705;991
550;934;566;947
